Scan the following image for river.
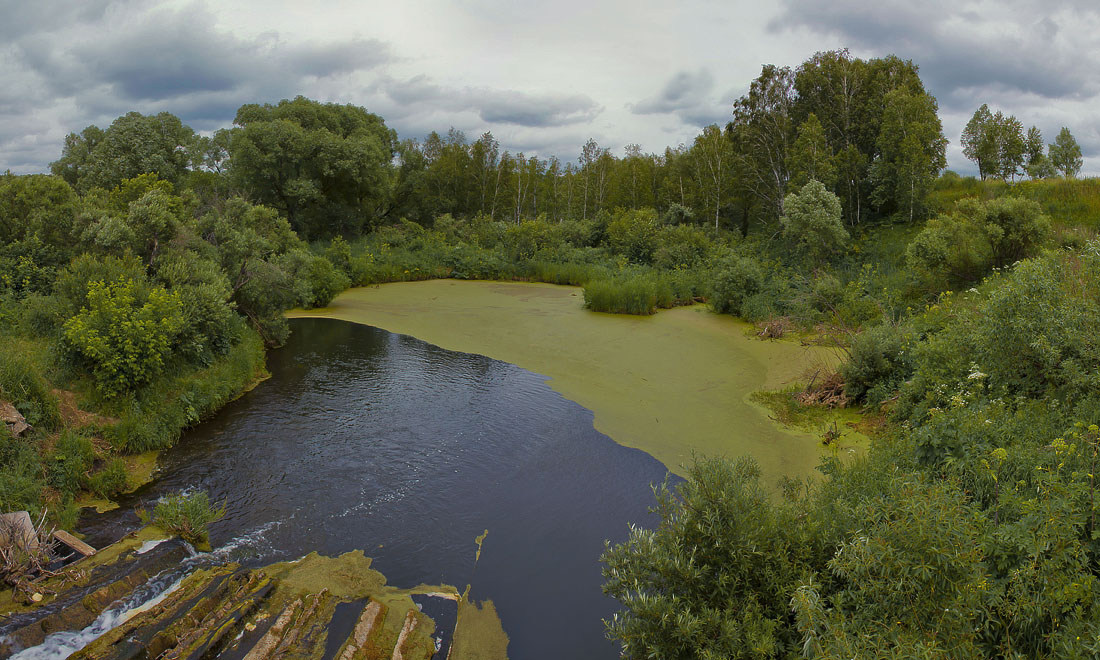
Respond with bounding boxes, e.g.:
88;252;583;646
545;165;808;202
81;317;675;659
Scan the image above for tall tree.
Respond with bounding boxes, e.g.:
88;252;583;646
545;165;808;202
51;113;196;192
787;113;837;191
1049;127;1084;178
871;88;947;222
993;111;1026;181
728;64;796;220
690;124;735;228
961;104;998;180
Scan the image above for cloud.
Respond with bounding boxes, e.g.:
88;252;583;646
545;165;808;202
374;75;602;128
0;1;395;173
633;69;714;114
630;68;729;128
770;0;1100;108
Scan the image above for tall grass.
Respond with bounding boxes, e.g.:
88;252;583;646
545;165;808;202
583;271;704;315
0;337;61;430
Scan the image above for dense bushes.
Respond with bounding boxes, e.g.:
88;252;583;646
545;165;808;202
105;326;266;452
839;323;913;404
907;197;1051;290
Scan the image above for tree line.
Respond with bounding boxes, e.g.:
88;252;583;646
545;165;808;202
44;50;961;243
961;104;1083;181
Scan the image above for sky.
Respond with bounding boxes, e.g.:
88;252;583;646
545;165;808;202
2;0;1099;176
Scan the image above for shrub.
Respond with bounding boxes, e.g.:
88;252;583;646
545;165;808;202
105;325;265;452
907;197;1051;290
153;489;227;545
781;180;849;266
654;224;711;270
63;278;185;397
710;256;764;316
49;431;94;497
0;427;43;513
840;324;913;404
0;342;60;430
605;208;661;264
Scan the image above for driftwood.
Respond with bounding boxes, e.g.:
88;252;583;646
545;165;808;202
797;370;849;408
755;316;793;339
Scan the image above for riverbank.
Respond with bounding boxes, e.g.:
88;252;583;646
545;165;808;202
289;280;860;481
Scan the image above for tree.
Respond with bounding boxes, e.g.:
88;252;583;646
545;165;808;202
689;124;735;228
787;113;837;191
993;111;1026;181
602;457;820;660
729;65;796;220
1049;127;1084;178
781;179;848;265
871;88;947;222
228;96;396;238
50;113;196;192
961;105;998;180
1025;126;1045;171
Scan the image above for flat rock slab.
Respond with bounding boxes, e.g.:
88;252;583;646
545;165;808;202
0;510;38;552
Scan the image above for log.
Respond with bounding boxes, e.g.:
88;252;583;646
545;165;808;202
54;529;97;557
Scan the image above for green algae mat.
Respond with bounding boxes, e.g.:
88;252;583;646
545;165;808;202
289;280;852;481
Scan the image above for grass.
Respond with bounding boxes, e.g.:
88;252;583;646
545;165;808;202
930;174;1100;229
152;489;227;545
0;337;61;430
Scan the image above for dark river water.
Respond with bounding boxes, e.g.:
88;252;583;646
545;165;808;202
80;318;676;659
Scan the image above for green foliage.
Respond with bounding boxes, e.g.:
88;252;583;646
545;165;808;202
840;323;913;404
0;235;66;299
50;112;196;192
89;459;128;499
602;457;822;659
871;88;947;221
605;208;661;264
709;255;764;316
106;325;265;452
787;113;836;191
584;276;665;315
152;490;227;545
1050;127;1084;179
49;430;94;497
229;96;396;238
0;427;44;513
0;173;80;248
154;250;239;365
781;180;848;266
907;197;1051;290
63;278;185;397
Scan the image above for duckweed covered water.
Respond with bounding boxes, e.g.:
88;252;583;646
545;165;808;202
290;280;844;480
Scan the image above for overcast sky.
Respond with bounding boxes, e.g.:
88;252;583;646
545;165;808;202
2;0;1098;176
